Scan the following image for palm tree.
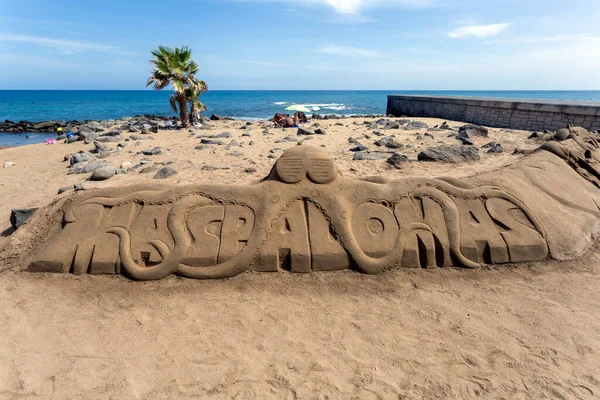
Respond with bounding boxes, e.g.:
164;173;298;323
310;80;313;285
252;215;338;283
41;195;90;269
146;46;202;127
186;82;208;124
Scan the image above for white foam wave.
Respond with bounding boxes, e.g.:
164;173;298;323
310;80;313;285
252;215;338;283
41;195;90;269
300;103;350;111
273;102;288;106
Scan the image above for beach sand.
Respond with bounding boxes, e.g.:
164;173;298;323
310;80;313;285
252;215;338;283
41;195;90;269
0;117;598;399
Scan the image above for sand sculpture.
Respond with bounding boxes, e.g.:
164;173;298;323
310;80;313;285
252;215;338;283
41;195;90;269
26;127;600;280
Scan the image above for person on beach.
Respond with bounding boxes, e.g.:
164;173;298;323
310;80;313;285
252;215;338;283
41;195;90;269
297;112;308;123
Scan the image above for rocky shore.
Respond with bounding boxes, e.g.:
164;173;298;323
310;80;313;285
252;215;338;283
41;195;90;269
0;113;386;134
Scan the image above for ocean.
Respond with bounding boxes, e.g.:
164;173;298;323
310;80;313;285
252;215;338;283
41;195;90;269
1;90;600;146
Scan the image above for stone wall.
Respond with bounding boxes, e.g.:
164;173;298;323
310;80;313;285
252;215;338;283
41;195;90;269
387;95;600;131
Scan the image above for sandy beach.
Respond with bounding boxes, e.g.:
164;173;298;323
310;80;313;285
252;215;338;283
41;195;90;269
1;116;599;399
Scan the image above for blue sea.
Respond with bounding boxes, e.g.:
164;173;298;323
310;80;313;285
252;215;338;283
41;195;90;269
1;90;600;146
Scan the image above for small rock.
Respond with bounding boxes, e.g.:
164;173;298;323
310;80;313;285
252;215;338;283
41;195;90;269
375;136;403;149
383;121;400;130
153;166;178;179
350;141;368;152
418;145;480;163
386;152;408;169
459;124;488;138
89;166;117;181
297;127;314;136
353;152;388;161
129;134;150;141
10;208;38;229
486;143;503;154
70;152;93;165
275;136;297;143
4;161;15;167
95;135;122;143
118;142;127;148
315;128;326;135
94;141;109;153
68;160;108;175
407;121;429;129
142;147;163;156
244;167;257;173
83;132;99;144
201;139;224;145
120;161;133;169
216;132;232;138
202;165;220;171
150;126;159;134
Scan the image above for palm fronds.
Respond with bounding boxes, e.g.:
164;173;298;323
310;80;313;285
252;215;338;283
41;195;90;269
147;45;205;127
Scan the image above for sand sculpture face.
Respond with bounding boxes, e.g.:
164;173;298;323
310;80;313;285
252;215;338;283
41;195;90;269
24;129;600;280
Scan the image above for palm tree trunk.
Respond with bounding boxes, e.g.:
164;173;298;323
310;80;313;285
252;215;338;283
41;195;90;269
178;94;190;127
190;103;197;124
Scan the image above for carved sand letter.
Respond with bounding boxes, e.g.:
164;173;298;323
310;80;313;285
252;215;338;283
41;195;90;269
257;200;311;272
352;203;399;258
307;202;349;271
183;205;224;266
394;196;451;268
218;206;255;263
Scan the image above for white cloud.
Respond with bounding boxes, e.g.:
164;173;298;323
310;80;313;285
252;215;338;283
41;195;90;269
0;33;133;55
234;0;433;15
319;45;383;57
448;23;511;39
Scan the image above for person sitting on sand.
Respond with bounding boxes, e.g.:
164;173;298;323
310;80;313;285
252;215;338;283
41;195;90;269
283;114;295;128
293;113;300;127
297;112;308;123
272;113;286;127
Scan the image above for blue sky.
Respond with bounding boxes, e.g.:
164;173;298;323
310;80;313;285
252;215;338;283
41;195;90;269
0;0;599;90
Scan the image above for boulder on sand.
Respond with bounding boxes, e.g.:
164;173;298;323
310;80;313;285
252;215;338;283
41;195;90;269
459;124;488;138
153;166;178;179
418;145;480;163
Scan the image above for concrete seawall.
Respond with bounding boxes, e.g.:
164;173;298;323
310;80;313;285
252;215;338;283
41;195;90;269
387;95;600;131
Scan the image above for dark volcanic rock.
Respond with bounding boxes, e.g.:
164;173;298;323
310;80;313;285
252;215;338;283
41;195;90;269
10;208;38;229
95;135;122;143
353;152;388;161
418;145;480;163
89;166;117;181
459;124;488;138
70;152;93;165
375;136;403;149
349;141;368;152
82;132;99;144
153;166;178;179
383;121;400;130
486;142;503;154
68;160;108;175
297;127;315;136
201;138;225;145
275;136;297;143
210;114;223;121
407;121;429;129
386;152;409;169
142;146;163;155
